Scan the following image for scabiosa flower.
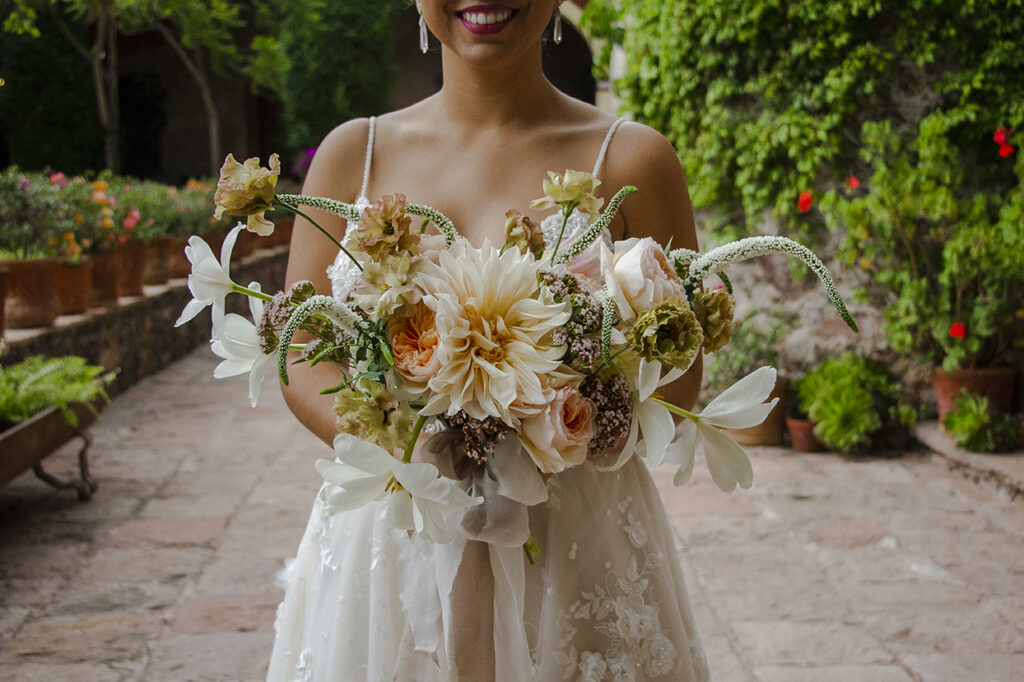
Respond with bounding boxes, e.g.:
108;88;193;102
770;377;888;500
797;190;813;213
949;322;966;339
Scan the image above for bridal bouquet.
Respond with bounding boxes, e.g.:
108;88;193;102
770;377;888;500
176;154;857;547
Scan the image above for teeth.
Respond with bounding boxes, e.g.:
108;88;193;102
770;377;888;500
463;9;513;25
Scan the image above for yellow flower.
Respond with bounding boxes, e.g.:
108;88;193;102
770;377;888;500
213;153;281;236
859;257;873;271
529;169;604;218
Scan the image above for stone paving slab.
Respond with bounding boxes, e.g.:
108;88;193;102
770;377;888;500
914;421;1024;497
0;347;1022;681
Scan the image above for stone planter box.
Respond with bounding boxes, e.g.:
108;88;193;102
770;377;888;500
0;400;103;500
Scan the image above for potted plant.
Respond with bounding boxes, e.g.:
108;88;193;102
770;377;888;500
790;351;918;454
942;390;1021;453
0;168;65;328
822;121;1023;423
0;352;115;499
61;174;126;308
706;310;791;445
122;180;177;285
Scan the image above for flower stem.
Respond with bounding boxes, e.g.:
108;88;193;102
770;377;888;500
651;398;700;422
549;205;574;262
230;283;273;302
275;199;363;272
403;415;428;463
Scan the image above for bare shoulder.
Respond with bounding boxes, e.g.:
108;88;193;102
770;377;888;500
302;117;374;200
602;121;696;249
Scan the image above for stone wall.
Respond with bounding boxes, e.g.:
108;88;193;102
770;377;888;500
3;248;289;396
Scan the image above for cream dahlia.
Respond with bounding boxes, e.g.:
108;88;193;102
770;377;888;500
415;239;571;424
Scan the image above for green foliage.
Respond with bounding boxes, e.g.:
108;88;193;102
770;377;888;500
585;0;1024;369
0;355;115;429
792;351;916;453
822;120;1024;370
0;9;103;172
0;168;72;258
275;0;403;152
943;390;1019;453
705;310;788;392
583;0;1024;245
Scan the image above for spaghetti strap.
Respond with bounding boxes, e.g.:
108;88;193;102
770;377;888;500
357;116;376;201
591;116;627;178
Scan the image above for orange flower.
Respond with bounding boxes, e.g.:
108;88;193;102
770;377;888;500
389;304;441;394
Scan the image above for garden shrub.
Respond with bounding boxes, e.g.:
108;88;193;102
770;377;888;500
584;0;1024;369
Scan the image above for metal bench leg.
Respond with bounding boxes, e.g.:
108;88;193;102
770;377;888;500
32;430;98;501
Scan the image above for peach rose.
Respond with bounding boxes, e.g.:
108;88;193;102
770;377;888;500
520;385;596;474
601;237;685;322
390;304;441;393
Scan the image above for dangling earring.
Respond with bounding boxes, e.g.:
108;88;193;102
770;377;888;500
553;6;563;45
417;2;429;54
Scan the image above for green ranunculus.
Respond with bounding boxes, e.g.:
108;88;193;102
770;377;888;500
627;298;703;369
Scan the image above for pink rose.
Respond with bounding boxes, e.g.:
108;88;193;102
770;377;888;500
566;241;604;291
520;385;596;474
602;238;685;322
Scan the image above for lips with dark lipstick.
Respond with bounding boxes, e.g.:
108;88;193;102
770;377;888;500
455;4;520;35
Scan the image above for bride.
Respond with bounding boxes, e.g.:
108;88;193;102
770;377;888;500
266;2;710;680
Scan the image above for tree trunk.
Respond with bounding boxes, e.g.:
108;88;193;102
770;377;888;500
50;2;120;172
154;23;221;177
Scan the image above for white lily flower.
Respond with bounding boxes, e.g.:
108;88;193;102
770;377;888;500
316;434;482;543
666;366;779;492
174;224;244;334
597;356;689;472
210;282;273;407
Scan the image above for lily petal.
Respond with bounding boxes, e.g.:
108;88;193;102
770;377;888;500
699;423;754;492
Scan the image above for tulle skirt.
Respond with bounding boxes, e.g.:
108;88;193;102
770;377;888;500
266;456;711;682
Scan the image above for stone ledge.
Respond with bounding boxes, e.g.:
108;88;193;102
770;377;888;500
2;247;288;396
913;421;1024;499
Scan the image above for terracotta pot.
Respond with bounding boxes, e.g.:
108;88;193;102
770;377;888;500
729;377;790;446
786;417;824;453
118;240;147;297
142;236;173;285
0;258;63;329
0;265;8;337
932;367;1018;424
89;249;120;308
56;257;94;315
166;236;192;279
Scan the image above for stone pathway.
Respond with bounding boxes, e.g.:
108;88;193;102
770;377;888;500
1;348;1022;681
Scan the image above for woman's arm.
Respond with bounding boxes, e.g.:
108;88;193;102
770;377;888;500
280;119;370;446
604;122;703;411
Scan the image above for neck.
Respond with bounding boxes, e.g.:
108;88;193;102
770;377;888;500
437;43;560;128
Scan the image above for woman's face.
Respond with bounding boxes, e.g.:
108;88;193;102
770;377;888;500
420;1;560;68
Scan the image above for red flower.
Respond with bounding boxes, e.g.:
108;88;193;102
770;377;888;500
797;190;813;213
994;127;1007;146
949;322;966;339
999;144;1015;158
846;175;861;190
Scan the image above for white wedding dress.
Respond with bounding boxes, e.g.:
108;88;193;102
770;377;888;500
265;118;711;682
